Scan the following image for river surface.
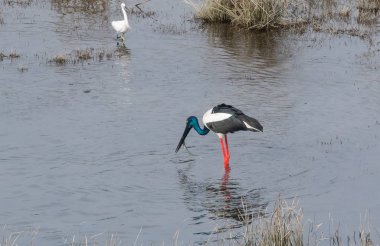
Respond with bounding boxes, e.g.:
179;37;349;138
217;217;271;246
1;0;380;245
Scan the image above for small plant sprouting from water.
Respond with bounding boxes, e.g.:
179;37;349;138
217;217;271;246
50;54;68;65
76;49;92;60
0;12;4;25
8;51;20;59
0;51;21;61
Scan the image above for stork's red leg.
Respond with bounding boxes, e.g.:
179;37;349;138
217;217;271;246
219;135;229;170
225;135;230;161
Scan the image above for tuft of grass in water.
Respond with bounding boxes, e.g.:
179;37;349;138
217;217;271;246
0;52;6;61
76;49;92;60
64;233;121;246
185;0;288;29
49;54;68;65
243;198;303;246
8;51;20;59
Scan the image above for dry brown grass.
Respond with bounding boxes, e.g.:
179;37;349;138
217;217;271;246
49;54;68;65
242;198;303;246
186;0;380;35
76;49;92;60
185;0;288;29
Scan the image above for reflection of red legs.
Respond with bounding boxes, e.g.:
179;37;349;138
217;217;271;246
219;135;230;170
221;168;231;202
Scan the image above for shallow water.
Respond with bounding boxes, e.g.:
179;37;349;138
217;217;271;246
1;0;380;245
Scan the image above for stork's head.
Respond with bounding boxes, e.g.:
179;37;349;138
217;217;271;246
175;116;197;153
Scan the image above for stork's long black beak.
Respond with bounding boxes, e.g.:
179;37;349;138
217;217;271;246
175;124;192;153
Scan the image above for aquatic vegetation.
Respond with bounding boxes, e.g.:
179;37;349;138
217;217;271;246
0;51;21;60
76;49;92;60
243;200;303;245
3;0;33;7
0;52;6;61
0;11;4;25
49;54;68;65
0;197;377;245
357;0;380;24
51;0;107;15
8;51;20;59
48;48;116;65
185;0;288;29
185;0;380;36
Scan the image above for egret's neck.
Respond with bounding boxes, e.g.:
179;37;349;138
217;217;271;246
122;7;128;22
192;118;210;136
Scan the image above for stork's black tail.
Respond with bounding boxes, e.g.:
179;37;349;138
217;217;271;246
241;115;263;132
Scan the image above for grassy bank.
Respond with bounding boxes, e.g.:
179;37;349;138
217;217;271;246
185;0;380;32
185;0;287;29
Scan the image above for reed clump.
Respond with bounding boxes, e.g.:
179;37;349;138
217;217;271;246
243;198;303;246
76;49;92;60
185;0;287;29
50;54;68;65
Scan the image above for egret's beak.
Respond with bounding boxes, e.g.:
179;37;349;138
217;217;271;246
175;124;192;153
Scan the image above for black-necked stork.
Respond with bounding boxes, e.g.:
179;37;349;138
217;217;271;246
175;104;263;170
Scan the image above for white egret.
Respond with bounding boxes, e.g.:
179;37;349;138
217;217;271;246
111;3;130;43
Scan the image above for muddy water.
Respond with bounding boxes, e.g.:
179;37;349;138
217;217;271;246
1;0;380;245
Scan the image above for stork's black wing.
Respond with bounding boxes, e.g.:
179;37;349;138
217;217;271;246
208;104;263;134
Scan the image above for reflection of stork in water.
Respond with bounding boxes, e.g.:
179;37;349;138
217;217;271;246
177;168;268;237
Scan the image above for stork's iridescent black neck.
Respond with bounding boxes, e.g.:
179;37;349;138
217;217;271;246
175;116;210;153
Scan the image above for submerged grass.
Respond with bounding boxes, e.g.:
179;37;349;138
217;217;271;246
48;48;115;65
50;54;68;65
0;51;21;60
